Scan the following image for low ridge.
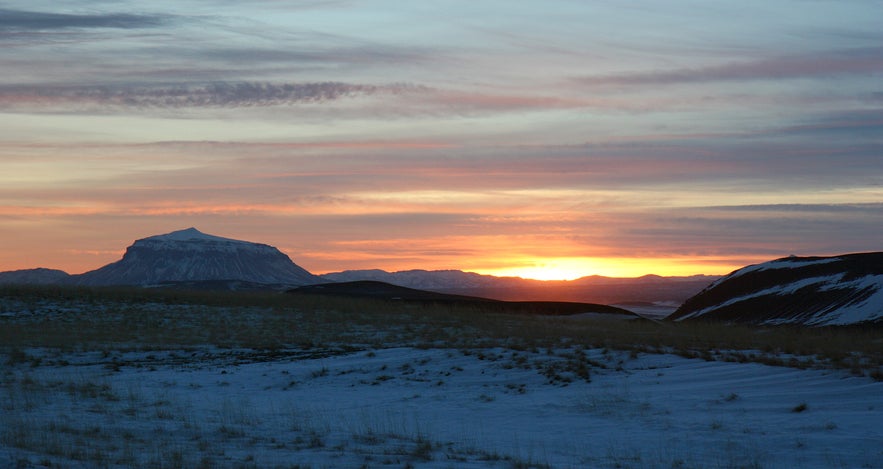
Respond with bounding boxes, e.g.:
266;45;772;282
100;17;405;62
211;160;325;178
0;268;71;285
289;280;640;317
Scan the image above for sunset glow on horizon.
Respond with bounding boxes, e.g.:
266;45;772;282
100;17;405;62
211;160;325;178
2;1;881;280
472;257;742;281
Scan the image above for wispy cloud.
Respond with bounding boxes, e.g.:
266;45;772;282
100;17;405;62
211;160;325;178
691;203;883;214
0;81;643;116
776;109;883;139
579;48;883;86
0;8;170;31
0;81;427;110
193;44;433;67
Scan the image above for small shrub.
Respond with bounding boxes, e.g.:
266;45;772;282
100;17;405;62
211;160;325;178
574;362;591;382
218;425;245;438
308;432;325;448
6;348;29;365
505;383;527;394
411;438;433;461
372;375;394;385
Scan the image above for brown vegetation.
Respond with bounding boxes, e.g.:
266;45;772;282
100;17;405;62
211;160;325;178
2;285;881;377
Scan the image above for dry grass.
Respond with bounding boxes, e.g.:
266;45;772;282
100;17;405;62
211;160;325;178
1;285;881;376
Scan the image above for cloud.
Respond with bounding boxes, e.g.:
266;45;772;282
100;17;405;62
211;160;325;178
4;136;875;201
776;109;883;139
0;81;427;109
419;90;607;113
579;47;883;86
691;203;883;214
1;80;621;116
194;45;432;67
0;8;169;31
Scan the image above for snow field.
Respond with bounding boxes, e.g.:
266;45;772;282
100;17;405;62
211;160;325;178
2;346;881;468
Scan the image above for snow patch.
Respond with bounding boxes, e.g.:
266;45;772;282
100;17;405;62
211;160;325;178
2;347;880;468
142;227;243;243
724;256;841;282
805;274;883;326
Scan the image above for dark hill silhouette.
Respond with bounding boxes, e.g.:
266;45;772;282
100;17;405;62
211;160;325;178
0;268;70;285
288;280;639;317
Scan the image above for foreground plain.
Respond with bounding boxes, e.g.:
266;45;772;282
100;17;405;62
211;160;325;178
1;286;882;468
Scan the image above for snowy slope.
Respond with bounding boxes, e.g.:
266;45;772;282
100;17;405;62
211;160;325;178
2;346;881;468
670;252;883;326
74;228;320;286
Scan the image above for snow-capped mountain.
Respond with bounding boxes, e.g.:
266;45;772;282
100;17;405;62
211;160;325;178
0;268;71;285
74;228;320;286
669;252;883;326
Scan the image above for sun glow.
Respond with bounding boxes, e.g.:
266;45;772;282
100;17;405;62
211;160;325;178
477;258;605;281
475;257;733;281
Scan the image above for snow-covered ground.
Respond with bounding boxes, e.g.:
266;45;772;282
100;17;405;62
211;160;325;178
3;345;881;468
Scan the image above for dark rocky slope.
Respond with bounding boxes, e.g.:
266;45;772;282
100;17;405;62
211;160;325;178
669;253;883;326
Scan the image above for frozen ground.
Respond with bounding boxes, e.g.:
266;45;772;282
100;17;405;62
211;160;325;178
2;345;881;468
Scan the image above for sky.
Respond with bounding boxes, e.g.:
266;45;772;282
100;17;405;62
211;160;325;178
1;1;882;280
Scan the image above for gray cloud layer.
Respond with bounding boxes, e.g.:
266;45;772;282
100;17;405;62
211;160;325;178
0;8;169;30
0;81;426;108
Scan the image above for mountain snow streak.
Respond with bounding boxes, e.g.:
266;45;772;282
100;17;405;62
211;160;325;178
670;252;883;326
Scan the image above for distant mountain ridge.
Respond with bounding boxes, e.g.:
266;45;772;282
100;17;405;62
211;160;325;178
5;230;881;327
320;269;520;290
0;234;717;305
73;228;320;286
670;252;883;326
321;269;717;305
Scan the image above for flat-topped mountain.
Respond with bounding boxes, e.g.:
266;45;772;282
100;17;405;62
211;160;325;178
74;228;320;286
669;252;883;326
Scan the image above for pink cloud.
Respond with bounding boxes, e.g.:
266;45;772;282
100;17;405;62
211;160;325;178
579;47;883;86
